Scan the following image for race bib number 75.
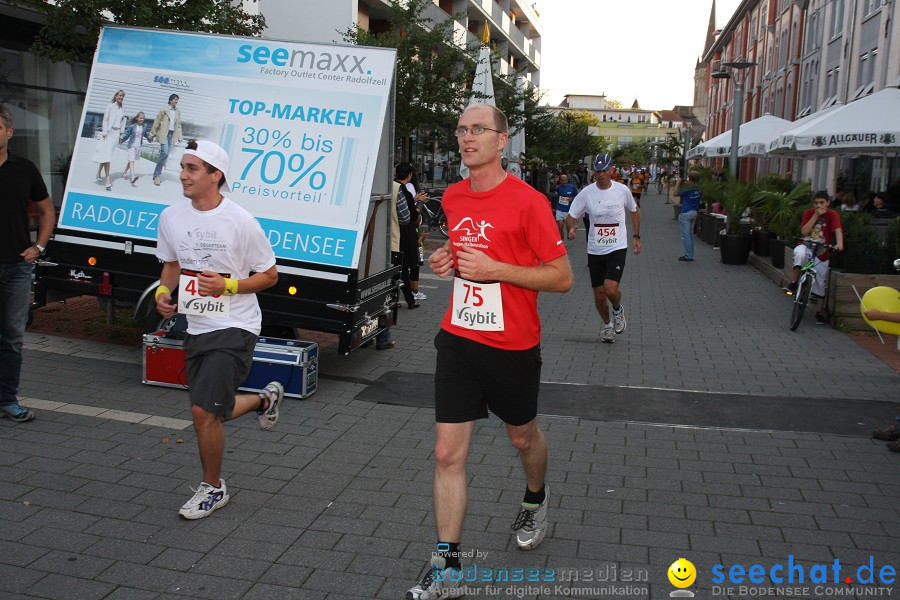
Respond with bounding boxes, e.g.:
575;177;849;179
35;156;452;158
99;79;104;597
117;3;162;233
450;277;504;331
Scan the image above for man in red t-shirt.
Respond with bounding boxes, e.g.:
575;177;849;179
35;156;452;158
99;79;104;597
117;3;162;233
789;190;844;324
405;104;572;600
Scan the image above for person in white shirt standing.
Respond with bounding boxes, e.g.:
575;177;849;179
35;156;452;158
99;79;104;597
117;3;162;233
566;153;642;343
155;140;283;519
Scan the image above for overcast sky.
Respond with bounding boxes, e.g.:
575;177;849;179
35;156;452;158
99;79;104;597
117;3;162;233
536;0;741;110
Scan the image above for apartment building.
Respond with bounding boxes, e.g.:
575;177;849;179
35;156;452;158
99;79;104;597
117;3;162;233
697;0;899;191
702;0;805;143
549;94;685;150
254;0;542;85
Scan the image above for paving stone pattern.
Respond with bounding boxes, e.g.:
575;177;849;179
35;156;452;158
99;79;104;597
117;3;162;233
4;190;898;599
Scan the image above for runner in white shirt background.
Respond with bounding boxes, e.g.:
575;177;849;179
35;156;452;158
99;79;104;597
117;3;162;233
565;153;642;344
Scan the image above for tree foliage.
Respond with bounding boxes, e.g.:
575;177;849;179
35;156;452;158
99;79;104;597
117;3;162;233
654;133;684;169
527;109;606;167
614;140;653;167
341;0;470;142
10;0;266;63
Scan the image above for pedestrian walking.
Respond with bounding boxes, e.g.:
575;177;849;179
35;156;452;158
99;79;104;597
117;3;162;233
154;140;283;519
566;153;642;343
673;171;703;261
406;104;572;600
0;103;55;423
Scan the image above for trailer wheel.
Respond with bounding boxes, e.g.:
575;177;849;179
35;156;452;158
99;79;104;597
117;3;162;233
144;312;187;336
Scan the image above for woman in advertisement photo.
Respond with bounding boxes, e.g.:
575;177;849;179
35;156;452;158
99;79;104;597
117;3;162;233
120;111;150;186
91;89;126;191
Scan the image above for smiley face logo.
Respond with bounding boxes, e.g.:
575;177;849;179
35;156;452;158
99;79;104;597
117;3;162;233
668;558;697;588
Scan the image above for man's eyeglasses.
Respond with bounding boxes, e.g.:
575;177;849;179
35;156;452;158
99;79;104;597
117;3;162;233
454;126;505;137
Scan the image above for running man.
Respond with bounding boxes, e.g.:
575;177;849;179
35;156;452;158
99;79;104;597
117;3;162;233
555;173;578;240
406;104;572;600
630;167;647;207
566;153;642;343
155;140;284;519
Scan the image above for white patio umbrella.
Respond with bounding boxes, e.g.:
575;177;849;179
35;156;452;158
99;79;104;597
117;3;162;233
765;103;847;155
769;87;900;155
690;114;791;158
740;105;845;157
459;23;494;180
686;128;730;159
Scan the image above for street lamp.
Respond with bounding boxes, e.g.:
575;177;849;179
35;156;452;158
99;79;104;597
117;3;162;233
712;59;755;178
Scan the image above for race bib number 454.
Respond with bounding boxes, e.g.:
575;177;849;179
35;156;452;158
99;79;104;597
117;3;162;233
592;223;620;246
451;277;504;331
178;271;230;318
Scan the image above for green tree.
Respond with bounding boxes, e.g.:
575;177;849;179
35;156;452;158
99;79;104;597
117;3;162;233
529;109;606;167
654;133;684;170
615;140;653;166
10;0;266;63
493;70;552;156
342;0;470;158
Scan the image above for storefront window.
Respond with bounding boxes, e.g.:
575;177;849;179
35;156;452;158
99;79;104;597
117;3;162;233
0;47;89;206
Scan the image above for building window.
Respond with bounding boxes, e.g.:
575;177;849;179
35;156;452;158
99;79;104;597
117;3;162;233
858;52;869;87
830;0;844;37
0;47;88;206
864;0;883;17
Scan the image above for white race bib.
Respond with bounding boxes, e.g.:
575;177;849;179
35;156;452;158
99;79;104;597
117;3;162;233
450;277;504;331
557;196;571;207
178;271;230;318
591;223;620;247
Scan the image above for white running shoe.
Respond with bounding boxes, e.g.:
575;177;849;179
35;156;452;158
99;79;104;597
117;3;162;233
512;484;550;550
413;291;427;300
613;306;626;334
406;556;464;599
601;327;615;343
179;480;229;519
258;381;283;430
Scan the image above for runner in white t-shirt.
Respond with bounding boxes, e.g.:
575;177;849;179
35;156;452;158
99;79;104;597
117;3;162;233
565;153;642;343
154;140;283;520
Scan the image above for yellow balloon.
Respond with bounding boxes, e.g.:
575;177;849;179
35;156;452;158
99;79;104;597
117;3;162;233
860;286;900;335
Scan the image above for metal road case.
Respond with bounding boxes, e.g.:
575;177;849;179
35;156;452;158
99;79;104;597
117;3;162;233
142;333;318;398
239;337;318;399
143;331;188;389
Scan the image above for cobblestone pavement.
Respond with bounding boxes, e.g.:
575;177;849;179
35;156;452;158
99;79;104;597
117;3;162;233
3;190;898;599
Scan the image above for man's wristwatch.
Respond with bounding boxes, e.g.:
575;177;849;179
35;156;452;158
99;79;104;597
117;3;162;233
632;234;641;239
33;243;46;255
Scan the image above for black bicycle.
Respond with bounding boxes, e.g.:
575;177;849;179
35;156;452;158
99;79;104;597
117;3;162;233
418;195;448;237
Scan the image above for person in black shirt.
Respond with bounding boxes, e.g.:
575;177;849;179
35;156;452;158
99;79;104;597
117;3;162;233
870;192;896;219
0;104;56;422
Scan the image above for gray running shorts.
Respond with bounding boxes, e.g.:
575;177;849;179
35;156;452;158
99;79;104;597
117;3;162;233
183;328;257;419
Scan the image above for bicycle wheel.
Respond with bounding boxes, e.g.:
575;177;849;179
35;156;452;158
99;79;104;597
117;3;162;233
789;275;812;330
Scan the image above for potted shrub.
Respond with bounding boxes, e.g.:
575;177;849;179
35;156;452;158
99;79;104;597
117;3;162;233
699;179;724;244
718;176;757;264
755;181;810;269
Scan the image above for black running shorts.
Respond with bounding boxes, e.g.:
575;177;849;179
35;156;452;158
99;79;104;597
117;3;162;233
433;329;541;426
588;248;628;287
183;328;257;419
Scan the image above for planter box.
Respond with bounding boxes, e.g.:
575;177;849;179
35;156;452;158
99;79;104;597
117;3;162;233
826;271;900;331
